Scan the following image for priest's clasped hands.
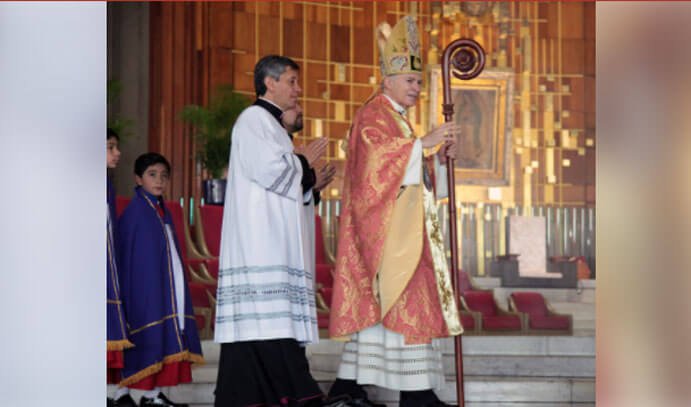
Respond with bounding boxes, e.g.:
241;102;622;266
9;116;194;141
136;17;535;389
296;138;336;192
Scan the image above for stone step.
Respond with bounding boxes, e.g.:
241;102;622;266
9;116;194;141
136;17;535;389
190;354;594;387
365;377;595;404
111;336;595;406
187;404;594;407
307;336;595;358
201;335;595;365
188;404;595;407
308;354;594;379
114;375;594;405
206;340;596;363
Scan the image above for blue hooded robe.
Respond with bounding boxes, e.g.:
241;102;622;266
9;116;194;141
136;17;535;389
107;177;132;380
117;186;204;386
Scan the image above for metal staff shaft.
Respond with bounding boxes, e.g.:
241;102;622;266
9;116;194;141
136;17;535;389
440;38;485;407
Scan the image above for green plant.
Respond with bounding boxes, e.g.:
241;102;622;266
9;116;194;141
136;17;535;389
181;85;251;179
107;79;134;140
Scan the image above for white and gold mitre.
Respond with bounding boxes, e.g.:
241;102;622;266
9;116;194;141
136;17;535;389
376;15;422;76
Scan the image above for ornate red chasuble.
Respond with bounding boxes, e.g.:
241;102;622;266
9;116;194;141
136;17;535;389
329;94;461;344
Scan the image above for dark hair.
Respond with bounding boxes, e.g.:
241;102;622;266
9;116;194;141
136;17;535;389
253;55;299;97
134;152;171;177
107;128;119;141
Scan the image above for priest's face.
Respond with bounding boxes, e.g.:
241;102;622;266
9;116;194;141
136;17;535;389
266;66;302;111
383;73;423;108
135;163;169;197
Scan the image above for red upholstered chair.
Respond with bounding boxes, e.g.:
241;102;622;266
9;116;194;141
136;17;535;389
458;270;488;294
314;214;335;298
314;214;332;266
453;270;486;334
461;291;524;334
508;292;572;335
194;204;224;258
189;282;214;339
459;311;480;334
314;215;335;335
165;200;218;285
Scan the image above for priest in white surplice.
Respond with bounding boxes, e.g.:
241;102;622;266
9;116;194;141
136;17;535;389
213;55;337;407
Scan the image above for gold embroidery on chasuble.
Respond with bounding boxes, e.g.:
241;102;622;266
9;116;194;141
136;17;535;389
423;187;462;335
377;100;461;338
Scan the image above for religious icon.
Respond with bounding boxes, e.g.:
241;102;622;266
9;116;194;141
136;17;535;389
429;68;514;185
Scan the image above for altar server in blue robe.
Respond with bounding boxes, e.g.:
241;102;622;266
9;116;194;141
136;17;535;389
107;129;135;407
116;152;204;407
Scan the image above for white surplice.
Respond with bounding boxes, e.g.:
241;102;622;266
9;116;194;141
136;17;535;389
214;104;318;345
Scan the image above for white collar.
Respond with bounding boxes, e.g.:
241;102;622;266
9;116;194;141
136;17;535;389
258;96;284;112
383;94;407;116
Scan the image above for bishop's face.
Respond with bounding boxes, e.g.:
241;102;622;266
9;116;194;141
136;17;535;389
383;73;423;108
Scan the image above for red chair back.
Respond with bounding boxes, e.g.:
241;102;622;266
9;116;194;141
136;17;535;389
115;196;130;218
200;205;224;257
165;200;189;261
458;270;473;294
510;292;548;317
315;214;328;265
463;291;498;316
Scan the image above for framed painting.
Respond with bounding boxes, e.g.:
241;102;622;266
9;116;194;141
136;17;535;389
429;68;514;185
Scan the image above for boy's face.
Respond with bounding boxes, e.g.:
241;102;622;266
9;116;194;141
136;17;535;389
107;137;121;169
135;163;169;197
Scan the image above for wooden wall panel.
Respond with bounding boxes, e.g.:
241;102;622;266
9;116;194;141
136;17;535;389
258;16;281;55
305;62;327;99
561;185;588;204
331;25;350;63
562;111;584;129
232;12;254;52
562;40;585;74
146;1;595;209
561;2;585;39
584;3;596;40
231;53;255;94
585;150;595;186
353;27;374;65
584;39;595;76
209;48;233;87
330;84;349;101
568;77;585;112
307;24;328;60
209;3;233;48
305;100;326;119
149;3;199;201
282;2;300;20
283;19;304;56
584;76;596;113
561;150;585;184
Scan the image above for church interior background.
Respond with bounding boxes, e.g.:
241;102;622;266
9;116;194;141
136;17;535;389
108;2;595;404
